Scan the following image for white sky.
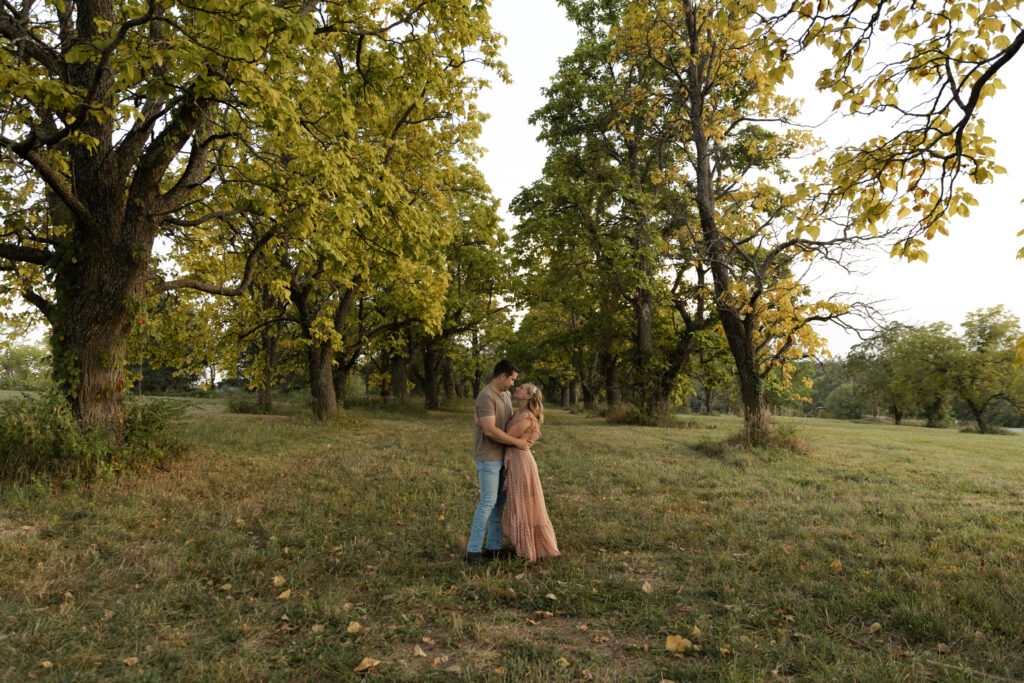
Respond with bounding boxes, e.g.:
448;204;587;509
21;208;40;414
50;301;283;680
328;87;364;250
474;0;1024;357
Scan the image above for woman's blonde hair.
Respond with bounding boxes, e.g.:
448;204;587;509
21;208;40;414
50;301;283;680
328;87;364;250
524;384;544;424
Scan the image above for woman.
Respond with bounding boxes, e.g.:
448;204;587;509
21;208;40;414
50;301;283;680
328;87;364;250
479;383;559;562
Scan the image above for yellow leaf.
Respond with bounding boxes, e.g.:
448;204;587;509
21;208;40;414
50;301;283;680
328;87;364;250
276;589;292;600
123;657;139;666
692;626;702;637
272;576;287;587
545;593;558;600
218;584;232;591
353;657;381;673
40;661;53;669
347;621;363;634
311;624;325;633
869;622;882;633
641;581;653;594
555;657;570;667
413;645;427;657
494;667;505;675
665;635;693;652
829;559;843;574
720;646;733;657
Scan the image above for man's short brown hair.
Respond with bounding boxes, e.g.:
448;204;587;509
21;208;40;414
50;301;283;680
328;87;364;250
492;359;519;378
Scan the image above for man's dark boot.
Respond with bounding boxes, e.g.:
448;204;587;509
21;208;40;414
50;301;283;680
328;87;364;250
466;552;490;565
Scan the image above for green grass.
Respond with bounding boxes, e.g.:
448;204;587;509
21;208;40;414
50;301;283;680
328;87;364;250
2;402;1023;680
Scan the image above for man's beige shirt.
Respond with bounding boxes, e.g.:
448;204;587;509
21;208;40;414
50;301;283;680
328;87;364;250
473;385;513;462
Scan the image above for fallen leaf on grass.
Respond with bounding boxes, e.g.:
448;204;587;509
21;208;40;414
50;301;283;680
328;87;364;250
665;636;692;652
534;610;554;618
868;622;881;634
218;584;232;591
311;624;325;633
494;666;505;675
272;576;287;587
641;581;653;594
123;657;139;667
347;621;363;634
526;618;540;626
555;657;570;667
276;589;291;600
577;624;589;632
413;646;427;657
936;643;949;654
421;637;435;645
40;661;52;670
592;635;609;643
829;560;843;574
353;657;381;673
505;588;516;598
280;614;289;621
719;646;733;658
545;593;558;600
445;665;461;674
691;626;702;637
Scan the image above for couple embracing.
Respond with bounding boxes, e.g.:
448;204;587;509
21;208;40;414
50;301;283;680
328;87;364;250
466;360;560;565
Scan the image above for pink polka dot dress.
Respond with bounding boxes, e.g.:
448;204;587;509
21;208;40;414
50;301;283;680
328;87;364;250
502;410;560;562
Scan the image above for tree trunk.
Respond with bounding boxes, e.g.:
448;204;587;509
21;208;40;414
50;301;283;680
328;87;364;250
582;381;598;412
892;403;902;426
391;354;410;402
602;353;621;408
333;364;350;406
569;379;580;409
683;9;771;446
561;383;570;409
704;386;714;415
423;346;442;410
442;358;457;401
50;221;148;432
257;324;279;414
968;401;987;433
308;341;338;419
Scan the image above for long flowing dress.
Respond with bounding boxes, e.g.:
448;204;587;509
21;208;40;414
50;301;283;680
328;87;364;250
502;410;560;562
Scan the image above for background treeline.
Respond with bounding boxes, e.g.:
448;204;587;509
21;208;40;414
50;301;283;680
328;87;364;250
7;302;1021;434
3;0;1023;480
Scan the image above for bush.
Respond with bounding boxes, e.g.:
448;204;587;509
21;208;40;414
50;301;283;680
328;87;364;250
227;394;264;414
694;423;810;465
0;392;185;482
604;403;716;429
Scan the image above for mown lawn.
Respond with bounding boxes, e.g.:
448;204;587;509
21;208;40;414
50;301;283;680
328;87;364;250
2;402;1023;681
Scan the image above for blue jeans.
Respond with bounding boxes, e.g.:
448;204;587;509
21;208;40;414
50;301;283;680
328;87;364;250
467;460;506;553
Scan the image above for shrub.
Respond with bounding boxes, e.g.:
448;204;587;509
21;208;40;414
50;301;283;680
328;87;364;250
605;403;716;429
694;424;810;465
0;392;185;482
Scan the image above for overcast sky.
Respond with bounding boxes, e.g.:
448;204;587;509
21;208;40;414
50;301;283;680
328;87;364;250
474;0;1024;357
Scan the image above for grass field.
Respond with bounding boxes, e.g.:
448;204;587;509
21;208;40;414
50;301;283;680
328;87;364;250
2;400;1024;681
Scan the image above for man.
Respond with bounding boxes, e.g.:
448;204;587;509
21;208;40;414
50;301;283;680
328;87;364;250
467;359;529;565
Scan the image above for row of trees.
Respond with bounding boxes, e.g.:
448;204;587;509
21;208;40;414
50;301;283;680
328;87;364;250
833;306;1024;431
1;0;1022;450
503;0;1023;442
0;0;516;426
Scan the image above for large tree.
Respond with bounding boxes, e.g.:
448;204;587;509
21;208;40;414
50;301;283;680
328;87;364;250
0;0;503;429
614;0;883;442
